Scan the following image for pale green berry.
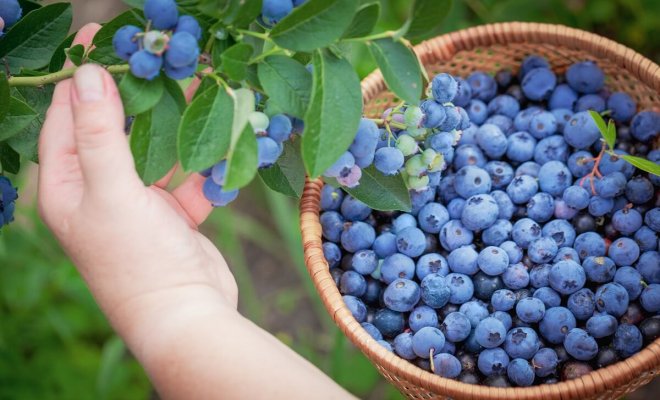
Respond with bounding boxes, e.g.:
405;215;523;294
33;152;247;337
404;106;425;128
405;155;426;177
396;134;419;156
407;127;427;139
143;31;169;55
408;175;430;190
428;153;446;173
421;149;438;165
249;111;270;134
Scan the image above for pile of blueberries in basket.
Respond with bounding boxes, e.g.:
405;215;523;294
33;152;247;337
320;54;660;387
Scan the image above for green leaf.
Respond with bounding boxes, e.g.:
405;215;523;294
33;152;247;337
130;79;186;184
88;9;143;65
178;84;234;172
270;0;358;52
302;50;362;178
220;0;263;27
66;44;85;66
367;38;422;105
220;43;254;81
48;32;75;72
589;110;616;150
257;55;312;119
622;155;660;177
211;36;236;70
0;97;38;141
401;0;452;42
119;74;165;116
259;140;305;198
325;166;411;211
0;3;73;74
7;85;54;162
0;73;9;124
223;88;257;190
0;142;20;174
342;2;380;39
223;125;258;190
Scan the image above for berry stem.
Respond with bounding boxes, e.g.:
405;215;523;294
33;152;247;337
8;64;131;87
342;31;395;43
235;29;271;42
370;118;406;131
579;142;607;195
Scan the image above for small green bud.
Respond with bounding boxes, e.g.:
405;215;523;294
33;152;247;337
405;155;427;177
143;31;169;55
408;175;430;191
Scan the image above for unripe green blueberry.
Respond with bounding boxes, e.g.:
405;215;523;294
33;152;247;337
428;153;446;173
404;106;425;128
143;31;169;55
407;127;427;139
396;134;419;156
249;111;270;134
408;175;430;190
405;155;427;177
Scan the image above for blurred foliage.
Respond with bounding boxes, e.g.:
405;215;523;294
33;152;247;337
1;0;658;399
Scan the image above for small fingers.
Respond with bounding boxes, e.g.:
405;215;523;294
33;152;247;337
171;174;213;226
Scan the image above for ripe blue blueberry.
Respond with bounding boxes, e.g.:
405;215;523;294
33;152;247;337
340;195;370;222
448;245;479;275
420;273;451;308
529;111;557;139
502;263;530;290
539;306;577;344
564;111;601;149
613;324;643;357
381;253;415;284
533;287;562;308
340;221;375;253
595;172;627;198
351;249;377;275
320;211;344;242
373;232;397;259
412;326;446;358
416;253;449;280
320;185;344;211
261;0;294;25
129;50;163;80
526;193;555;223
373;308;406;338
361;322;383;341
323;242;341;268
484;114;514;135
446;198;466;220
552;108;574;130
516;297;546;323
549;259;586;295
529;264;552;288
175;15;202;39
453;144;487;169
508;358;535;387
504;327;540;360
343;295;367;322
614;266;644;300
630;110;660;142
562;185;590;210
507;132;537;162
586;312;618;338
324;151;355;178
538;160;571;196
460;194;499;232
478;348;510;376
532;348;559;377
575;94;606;113
459;300;489;329
625;176;654;205
542;219;577;248
257;136;283;167
521;67;556;101
202;178;239;206
476;246;509;276
440;311;472;343
393;332;416;360
433;353;462;378
567;288;596;321
549;84;578;110
431;73;459;103
113;25;143;61
533;135;569;165
384;278;421;312
475;317;506;348
409;305;439;332
350;118;380;157
475;124;508;159
512;218;542;249
482;220;513;246
612;208;643;236
487;95;520;119
491;190;515;220
491;289;516;311
467;99;489;125
608;237;640;266
582;256;616;283
564;328;599;360
267;114;293;143
396;227;426;258
340;270;367;297
467;72;498;102
574;232;606;260
588;195;614;217
446;273;474;304
144;0;179;30
640;284;660;313
506;175;538;204
439;220;474;251
165;32;199;68
595;282;629;317
418;203;450;234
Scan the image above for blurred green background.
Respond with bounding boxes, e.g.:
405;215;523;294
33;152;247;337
1;1;659;399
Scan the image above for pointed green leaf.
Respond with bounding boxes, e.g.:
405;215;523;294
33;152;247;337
130;79;186;184
7;85;54;162
178;84;234;172
48;32;76;72
302;50;362;178
0;3;73;73
622;155;660;177
367;38;422;105
259;140;305;198
229;88;256;149
0;97;38;141
606;119;617;150
220;43;254;81
342;2;380;39
589;110;608;135
257;55;312;119
0;142;20;175
66;44;85;66
402;0;452;42
119;74;165;116
0;72;9;124
270;0;358;52
223;125;258;190
325;166;411;211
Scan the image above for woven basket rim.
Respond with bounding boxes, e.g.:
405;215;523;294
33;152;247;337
300;22;660;400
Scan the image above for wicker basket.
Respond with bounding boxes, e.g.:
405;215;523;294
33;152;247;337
300;22;660;400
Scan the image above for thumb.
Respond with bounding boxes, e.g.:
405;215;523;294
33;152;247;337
70;64;142;197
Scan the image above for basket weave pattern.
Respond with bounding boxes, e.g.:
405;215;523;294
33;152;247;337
300;22;660;399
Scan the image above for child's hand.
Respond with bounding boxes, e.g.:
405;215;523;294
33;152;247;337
37;24;350;399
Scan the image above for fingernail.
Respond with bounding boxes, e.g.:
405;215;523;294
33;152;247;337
74;64;105;103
